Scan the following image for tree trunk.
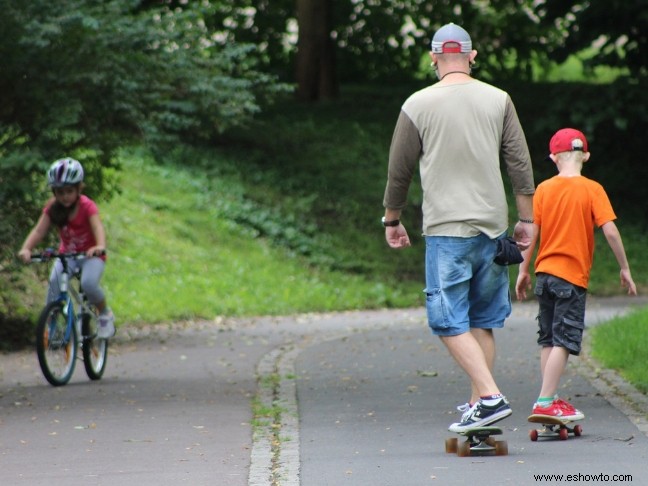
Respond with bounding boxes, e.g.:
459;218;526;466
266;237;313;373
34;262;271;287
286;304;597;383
295;0;337;101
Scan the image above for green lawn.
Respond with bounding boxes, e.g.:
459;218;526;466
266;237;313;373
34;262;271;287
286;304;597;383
102;149;421;324
591;307;648;394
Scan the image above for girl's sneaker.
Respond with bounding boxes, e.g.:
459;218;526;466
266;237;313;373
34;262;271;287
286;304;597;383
98;310;116;339
532;399;584;420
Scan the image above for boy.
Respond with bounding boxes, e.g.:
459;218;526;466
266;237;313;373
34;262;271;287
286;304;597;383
515;128;636;418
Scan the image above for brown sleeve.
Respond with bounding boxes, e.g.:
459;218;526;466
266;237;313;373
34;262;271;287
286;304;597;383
502;97;535;195
383;110;421;209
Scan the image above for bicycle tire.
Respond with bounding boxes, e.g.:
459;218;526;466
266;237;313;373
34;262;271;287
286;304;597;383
36;301;77;386
81;312;108;380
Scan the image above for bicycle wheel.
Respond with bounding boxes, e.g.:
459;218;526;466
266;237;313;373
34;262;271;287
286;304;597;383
81;311;108;380
36;301;77;386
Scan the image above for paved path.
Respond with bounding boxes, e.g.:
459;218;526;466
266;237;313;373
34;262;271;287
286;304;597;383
1;298;647;485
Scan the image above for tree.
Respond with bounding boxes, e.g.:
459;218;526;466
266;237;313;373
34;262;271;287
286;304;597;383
295;0;337;100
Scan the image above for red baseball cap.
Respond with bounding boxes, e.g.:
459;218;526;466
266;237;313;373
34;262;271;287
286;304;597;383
549;128;589;155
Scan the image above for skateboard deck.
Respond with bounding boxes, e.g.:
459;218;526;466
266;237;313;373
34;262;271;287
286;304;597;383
445;426;508;456
528;414;584;441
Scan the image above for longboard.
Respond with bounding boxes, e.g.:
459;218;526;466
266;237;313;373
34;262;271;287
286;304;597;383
445;426;508;456
528;414;584;441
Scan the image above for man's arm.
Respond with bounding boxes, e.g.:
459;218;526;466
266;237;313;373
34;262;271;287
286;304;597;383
383;110;420;250
382;110;420;211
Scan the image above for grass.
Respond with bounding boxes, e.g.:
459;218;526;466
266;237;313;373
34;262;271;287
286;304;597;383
101;148;421;324
591;307;648;394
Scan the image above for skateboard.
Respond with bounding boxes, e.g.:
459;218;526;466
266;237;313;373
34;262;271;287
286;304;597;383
445;426;508;457
528;414;583;441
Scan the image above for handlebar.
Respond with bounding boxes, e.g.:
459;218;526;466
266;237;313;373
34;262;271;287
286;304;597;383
30;249;106;263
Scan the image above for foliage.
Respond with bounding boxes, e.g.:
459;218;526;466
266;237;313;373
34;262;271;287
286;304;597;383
197;1;646;85
0;0;288;312
201;0;549;83
537;0;647;78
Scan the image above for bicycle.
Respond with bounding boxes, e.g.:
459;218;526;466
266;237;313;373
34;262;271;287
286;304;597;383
30;250;109;386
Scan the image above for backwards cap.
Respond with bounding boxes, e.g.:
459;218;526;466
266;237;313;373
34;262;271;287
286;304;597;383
431;23;472;54
549;128;589;155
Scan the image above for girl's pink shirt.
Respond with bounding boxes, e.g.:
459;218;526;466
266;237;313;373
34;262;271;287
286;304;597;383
44;195;102;255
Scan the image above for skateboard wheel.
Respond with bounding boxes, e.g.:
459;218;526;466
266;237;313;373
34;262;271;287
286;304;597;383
445;437;458;454
559;428;569;440
495;440;508;456
529;429;539;442
574;424;583;437
457;441;471;457
485;437;496;446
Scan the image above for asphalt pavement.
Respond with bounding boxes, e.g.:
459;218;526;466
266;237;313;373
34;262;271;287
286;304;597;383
1;298;647;486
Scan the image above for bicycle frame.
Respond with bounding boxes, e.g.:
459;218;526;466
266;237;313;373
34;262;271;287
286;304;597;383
38;253;86;337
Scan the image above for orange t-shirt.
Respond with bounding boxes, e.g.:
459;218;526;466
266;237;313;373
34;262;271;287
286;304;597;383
534;175;616;288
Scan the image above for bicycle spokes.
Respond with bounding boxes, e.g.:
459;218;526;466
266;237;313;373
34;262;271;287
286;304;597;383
36;302;78;386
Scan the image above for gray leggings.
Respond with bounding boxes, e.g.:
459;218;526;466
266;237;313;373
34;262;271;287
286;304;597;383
47;257;106;305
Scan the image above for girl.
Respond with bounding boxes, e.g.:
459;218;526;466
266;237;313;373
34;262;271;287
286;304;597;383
18;158;115;338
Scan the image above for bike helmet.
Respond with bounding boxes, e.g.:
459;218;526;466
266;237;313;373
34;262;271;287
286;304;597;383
47;158;84;187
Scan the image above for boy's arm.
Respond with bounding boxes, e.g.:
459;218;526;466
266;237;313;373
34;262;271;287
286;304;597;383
515;223;538;300
18;213;52;263
601;221;637;295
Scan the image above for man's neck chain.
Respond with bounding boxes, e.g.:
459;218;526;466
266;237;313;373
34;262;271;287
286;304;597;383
440;71;470;80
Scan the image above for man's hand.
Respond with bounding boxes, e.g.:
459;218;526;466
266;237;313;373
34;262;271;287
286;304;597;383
512;221;533;251
385;225;411;249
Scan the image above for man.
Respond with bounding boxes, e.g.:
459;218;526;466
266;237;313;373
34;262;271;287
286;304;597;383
382;23;535;432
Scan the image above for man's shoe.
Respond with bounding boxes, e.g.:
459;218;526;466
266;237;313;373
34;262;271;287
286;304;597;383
456;402;477;422
448;396;512;432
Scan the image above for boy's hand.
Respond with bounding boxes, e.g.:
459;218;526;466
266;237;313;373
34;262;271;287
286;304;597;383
620;269;637;296
515;271;532;300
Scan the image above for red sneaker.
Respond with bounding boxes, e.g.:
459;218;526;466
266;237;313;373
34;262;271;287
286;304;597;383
532;400;584;420
554;398;585;419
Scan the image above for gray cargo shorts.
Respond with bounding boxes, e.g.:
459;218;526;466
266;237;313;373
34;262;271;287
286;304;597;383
534;273;587;356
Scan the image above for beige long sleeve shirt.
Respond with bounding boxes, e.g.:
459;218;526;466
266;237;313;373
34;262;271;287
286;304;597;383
383;79;535;238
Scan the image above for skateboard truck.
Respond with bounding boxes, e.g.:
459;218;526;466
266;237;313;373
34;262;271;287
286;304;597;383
445;426;508;457
528;414;584;441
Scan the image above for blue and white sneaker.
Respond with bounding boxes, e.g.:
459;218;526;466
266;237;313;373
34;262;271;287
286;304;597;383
449;395;512;432
456;402;476;421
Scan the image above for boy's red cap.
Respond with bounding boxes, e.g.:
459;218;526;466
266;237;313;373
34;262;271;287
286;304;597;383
549;128;589;155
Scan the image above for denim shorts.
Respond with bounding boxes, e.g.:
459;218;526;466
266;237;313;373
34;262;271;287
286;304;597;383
534;273;587;356
424;233;511;337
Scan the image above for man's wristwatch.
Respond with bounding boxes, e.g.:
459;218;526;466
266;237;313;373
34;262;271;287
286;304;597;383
381;216;400;227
